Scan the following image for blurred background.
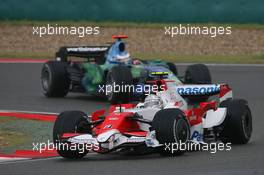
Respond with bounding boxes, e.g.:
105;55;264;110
0;0;263;63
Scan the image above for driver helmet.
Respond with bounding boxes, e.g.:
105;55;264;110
115;42;130;63
144;94;163;108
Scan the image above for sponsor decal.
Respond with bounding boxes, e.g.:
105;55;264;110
103;124;112;129
191;131;203;142
189;115;197;121
67;47;108;52
177;85;220;95
109;117;119;120
150;71;169;76
127;137;145;143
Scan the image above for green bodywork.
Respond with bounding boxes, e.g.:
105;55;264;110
81;59;179;94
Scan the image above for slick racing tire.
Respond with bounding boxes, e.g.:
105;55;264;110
106;66;133;104
53;111;91;159
41;61;70;97
152;108;190;156
184;64;211;84
219;99;252;144
184;64;212;103
166;62;178;76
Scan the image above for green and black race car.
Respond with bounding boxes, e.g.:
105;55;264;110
41;35;211;104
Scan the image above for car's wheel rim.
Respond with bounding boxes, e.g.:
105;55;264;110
174;119;189;143
75;120;90;133
41;69;50;91
242;109;252;139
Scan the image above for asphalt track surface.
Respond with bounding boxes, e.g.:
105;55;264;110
0;63;264;175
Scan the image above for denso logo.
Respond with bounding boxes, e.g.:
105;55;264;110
177;85;220;95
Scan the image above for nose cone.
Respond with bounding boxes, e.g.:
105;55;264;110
97;129;120;143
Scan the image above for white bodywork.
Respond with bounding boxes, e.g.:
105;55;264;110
66;80;232;150
203;108;227;128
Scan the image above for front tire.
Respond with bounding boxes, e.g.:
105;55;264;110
53;111;91;159
106;66;133;104
41;61;70;97
152;108;190;156
219;99;252;144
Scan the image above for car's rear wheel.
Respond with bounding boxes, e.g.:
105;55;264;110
106;66;133;104
152;108;190;156
41;61;70;97
184;64;212;103
184;64;211;84
53;111;91;159
219;99;252;144
166;62;178;76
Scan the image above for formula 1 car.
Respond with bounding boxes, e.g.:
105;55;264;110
53;79;252;159
41;35;211;104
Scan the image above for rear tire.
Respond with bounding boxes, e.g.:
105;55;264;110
41;61;70;97
184;64;211;84
53;111;91;159
166;62;178;76
152;108;190;156
106;66;133;104
219;99;252;144
184;64;212;103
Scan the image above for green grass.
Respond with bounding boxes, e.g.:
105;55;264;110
0;116;18;124
1;51;264;64
0;51;52;59
1;20;264;29
0;116;53;153
0;117;29;150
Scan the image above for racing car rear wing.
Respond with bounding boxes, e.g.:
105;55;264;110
175;84;233;101
55;46;110;63
112;35;128;40
176;84;221;96
55;35;128;63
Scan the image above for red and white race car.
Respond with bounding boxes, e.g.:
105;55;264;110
53;80;252;158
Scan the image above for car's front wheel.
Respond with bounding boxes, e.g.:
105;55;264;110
53;111;91;159
152;108;190;156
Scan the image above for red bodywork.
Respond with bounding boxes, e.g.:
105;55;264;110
62;83;232;139
184;101;217;126
89;101;217;137
91;104;147;137
112;35;128;39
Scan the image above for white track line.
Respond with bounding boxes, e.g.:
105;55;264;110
0;109;59;115
0;157;60;165
0;153;98;165
0;157;30;163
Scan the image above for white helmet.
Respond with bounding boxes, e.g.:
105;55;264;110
144;94;163;108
